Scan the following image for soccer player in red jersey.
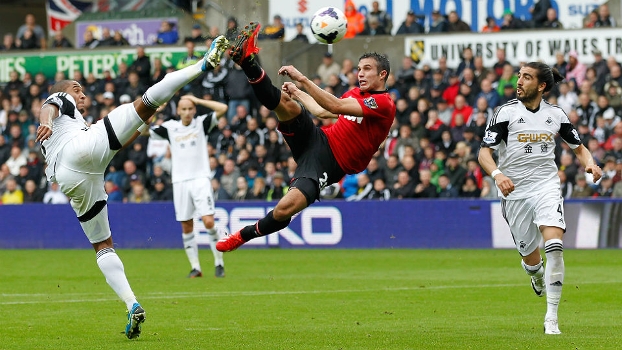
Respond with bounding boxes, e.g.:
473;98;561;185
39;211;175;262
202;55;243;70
216;23;396;252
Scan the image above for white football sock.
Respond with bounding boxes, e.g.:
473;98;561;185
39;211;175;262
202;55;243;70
521;258;544;277
96;248;137;310
183;232;201;271
544;239;564;320
207;227;224;267
142;60;204;108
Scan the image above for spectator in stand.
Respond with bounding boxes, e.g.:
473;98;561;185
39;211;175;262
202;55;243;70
185;24;207;44
571;173;594;198
442;73;460;106
156;21;179;45
127;182;151;203
129;46;151;87
450;95;473;127
104;180;124;202
428;10;448;33
232;176;252;200
111;30;129;46
97;27;114;46
225;62;253;121
123;71;146;101
584;9;599;28
42;182;68;204
397;10;424;34
447;10;471;32
460;175;481;197
51;31;72;48
501;9;525;30
81;29;99;49
291;22;309;43
316;52;341;87
413;169;437;198
594;175;614;197
15;14;46;50
497;63;518;97
366;1;392;34
482;16;500;32
595;4;616;27
5;146;26;176
492;48;508;79
392;169;415;198
543;8;563;29
151;57;167;85
346;173;373;201
437;173;459;198
367;178;391;200
476;78;500;109
360;17;387;36
225;17;239;42
456;47;475;77
1;33;16;51
444;152;467;188
22;179;43;203
1;178;23;204
566;50;587;87
259;15;285;40
529;0;552;28
266;171;288;201
344;0;365;39
17;28;39;49
211;177;231;201
556;82;578;115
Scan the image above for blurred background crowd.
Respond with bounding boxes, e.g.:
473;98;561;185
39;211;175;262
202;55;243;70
1;1;622;205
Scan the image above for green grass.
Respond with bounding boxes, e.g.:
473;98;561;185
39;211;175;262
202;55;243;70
1;249;621;349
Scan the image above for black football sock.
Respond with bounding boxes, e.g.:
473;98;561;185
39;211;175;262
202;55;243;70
241;55;281;110
240;210;291;241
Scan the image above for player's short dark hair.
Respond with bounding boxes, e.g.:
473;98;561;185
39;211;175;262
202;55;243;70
524;62;564;92
359;52;390;81
50;80;76;94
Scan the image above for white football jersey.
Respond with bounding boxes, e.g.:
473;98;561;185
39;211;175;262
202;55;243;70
41;92;89;180
150;113;218;183
481;99;582;200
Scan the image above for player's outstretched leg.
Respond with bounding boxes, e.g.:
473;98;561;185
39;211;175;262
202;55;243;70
222;23;282;112
216;210;291;252
140;35;229;114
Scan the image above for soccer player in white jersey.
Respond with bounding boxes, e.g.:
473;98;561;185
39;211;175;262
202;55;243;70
34;36;230;339
148;95;227;278
478;62;602;335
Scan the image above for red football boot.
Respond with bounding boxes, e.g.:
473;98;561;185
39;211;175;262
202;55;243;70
230;22;261;65
216;230;246;252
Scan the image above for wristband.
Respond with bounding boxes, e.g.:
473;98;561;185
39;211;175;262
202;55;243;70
138;123;150;133
491;169;502;179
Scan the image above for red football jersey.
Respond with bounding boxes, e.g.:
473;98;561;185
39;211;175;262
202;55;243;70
323;88;396;173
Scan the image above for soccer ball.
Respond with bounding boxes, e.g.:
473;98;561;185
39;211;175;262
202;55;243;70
310;7;347;44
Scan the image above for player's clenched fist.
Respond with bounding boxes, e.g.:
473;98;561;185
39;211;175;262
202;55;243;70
494;173;515;197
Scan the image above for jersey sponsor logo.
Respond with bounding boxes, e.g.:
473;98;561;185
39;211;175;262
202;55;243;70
343;115;363;124
518;117;525;123
363;97;378;109
483;130;498;144
517;133;553;142
174;132;199;142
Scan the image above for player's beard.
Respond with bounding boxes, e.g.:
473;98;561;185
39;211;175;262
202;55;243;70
517;86;539;105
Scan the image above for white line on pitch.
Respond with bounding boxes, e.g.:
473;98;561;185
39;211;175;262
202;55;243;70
1;281;620;305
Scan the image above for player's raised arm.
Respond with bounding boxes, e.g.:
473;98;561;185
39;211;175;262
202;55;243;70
279;64;363;117
180;94;228;118
282;82;337;119
36;103;59;142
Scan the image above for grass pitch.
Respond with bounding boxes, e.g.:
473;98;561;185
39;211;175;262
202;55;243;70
0;249;620;350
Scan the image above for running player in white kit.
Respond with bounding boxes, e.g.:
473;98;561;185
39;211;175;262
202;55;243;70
148;95;227;278
478;62;602;335
34;36;230;339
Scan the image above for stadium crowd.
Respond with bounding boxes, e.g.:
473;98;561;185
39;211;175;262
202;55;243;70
1;3;622;205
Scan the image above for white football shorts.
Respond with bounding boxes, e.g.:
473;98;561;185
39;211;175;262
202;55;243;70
173;177;215;221
501;190;565;256
53;103;143;243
